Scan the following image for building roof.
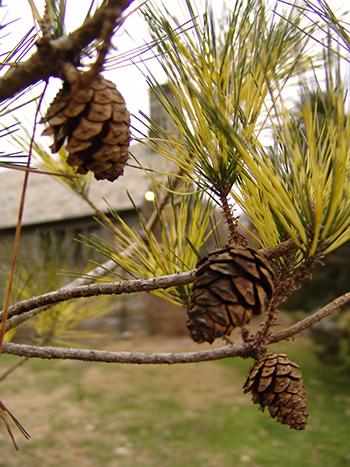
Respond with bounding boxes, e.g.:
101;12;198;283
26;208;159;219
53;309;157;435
0;143;154;229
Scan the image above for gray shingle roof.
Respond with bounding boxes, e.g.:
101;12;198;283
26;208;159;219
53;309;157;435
0;144;154;229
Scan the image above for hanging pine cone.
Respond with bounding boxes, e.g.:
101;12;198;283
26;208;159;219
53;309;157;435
41;74;130;182
186;245;274;344
243;353;309;430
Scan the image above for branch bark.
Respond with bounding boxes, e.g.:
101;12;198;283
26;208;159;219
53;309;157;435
4;291;349;364
1;271;197;324
0;237;299;328
268;291;350;343
0;0;134;102
2;341;251;363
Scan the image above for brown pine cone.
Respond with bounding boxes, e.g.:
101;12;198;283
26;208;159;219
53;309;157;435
41;74;130;182
186;245;274;343
243;353;309;430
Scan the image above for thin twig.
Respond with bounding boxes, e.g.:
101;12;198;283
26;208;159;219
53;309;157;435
80;5;118;88
3;308;47;333
0;338;50;383
268;291;350;343
0;400;30;451
0;357;30;383
261;237;298;259
219;187;247;246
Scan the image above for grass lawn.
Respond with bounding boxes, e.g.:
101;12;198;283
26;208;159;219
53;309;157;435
0;335;349;467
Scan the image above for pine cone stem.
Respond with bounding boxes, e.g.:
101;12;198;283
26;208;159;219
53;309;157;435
80;10;116;88
219;187;247;246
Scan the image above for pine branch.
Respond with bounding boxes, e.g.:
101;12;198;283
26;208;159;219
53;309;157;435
268;291;350;343
2;271;197;325
3;290;349;364
2;341;252;363
0;0;134;102
65;167;189;288
1;237;299;329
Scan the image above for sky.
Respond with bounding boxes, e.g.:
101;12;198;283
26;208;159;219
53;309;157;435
1;1;211;130
1;0;349;153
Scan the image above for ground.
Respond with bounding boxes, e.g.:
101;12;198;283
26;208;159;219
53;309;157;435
0;334;349;467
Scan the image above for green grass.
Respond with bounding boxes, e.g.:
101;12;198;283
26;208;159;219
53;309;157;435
0;337;349;467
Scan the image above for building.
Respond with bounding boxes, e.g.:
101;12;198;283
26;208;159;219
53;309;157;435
0;86;189;338
0;142;155;247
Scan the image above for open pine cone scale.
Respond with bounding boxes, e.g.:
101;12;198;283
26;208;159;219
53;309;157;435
187;244;275;343
243;353;309;430
41;74;130;182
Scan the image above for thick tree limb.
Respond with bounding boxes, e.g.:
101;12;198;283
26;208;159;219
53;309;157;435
0;0;134;102
2;341;251;363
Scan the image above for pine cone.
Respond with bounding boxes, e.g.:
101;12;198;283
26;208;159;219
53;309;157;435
186;245;274;343
243;353;309;430
41;75;130;182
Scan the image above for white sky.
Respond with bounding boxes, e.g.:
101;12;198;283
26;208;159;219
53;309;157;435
1;0;349;151
1;1;213;124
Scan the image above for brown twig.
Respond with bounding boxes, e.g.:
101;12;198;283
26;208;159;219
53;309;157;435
219;186;247;246
255;250;296;345
268;291;350;343
0;400;30;451
260;237;298;259
253;247;316;348
0;338;51;383
0;357;30;383
80;5;118;88
2;308;48;333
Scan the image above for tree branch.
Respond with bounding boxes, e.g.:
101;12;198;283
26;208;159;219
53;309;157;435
2;245;348;362
0;237;299;328
268;291;350;343
2;341;252;363
0;0;134;102
6;289;345;364
262;237;298;259
3;291;349;363
1;271;197;324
